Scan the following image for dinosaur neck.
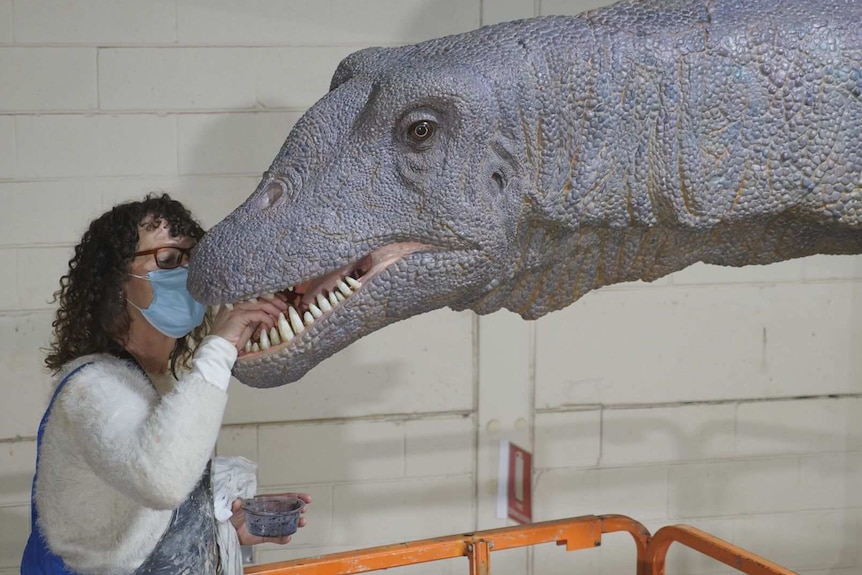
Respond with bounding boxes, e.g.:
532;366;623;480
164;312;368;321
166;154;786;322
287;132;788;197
471;216;862;320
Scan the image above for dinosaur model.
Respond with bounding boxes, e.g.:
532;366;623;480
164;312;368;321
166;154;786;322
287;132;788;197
188;0;862;388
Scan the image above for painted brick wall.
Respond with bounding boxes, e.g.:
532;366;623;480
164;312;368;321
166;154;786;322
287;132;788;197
0;1;859;574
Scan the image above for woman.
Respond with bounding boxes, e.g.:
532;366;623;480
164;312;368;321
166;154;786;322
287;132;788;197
21;193;308;575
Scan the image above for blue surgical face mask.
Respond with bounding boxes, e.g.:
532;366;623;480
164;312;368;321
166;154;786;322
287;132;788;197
128;267;206;338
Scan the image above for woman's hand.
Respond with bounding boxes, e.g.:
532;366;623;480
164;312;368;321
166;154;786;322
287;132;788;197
210;296;287;352
229;493;311;546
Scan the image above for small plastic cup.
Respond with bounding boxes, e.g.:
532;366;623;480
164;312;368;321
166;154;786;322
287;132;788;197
242;495;305;538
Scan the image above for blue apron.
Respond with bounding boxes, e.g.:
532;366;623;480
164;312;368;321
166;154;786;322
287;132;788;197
21;362;220;575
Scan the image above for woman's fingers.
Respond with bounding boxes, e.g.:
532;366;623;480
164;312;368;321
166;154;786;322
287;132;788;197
233;311;277;348
235;323;258;352
232;296;286;314
212;308;279;349
210;296;294;350
256;301;286;318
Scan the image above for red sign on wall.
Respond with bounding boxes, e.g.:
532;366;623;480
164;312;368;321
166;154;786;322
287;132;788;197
506;442;532;524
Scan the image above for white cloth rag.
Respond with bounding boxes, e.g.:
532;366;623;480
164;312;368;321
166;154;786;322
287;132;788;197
212;456;258;575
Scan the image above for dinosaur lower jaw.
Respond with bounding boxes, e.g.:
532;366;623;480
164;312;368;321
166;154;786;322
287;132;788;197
233;241;430;360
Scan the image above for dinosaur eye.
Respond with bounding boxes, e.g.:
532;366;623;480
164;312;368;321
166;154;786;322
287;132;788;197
408;120;436;143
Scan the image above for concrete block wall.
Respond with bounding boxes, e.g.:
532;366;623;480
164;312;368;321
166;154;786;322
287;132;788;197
0;1;859;574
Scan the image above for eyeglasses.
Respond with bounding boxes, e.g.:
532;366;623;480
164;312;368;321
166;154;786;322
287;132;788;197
134;246;194;270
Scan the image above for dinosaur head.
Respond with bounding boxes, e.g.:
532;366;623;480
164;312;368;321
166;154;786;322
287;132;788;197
189;36;531;387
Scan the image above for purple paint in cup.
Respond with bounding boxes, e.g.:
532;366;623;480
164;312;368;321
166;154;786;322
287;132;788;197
242;495;305;538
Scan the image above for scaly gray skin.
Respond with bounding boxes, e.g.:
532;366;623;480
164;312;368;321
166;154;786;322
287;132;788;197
188;0;862;388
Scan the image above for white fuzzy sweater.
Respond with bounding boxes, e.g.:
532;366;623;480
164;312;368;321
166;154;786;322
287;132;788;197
35;336;237;575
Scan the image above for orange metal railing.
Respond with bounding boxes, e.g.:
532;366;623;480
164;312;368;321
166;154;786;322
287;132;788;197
245;514;797;575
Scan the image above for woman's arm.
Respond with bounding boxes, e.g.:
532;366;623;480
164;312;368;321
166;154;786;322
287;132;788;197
57;335;236;509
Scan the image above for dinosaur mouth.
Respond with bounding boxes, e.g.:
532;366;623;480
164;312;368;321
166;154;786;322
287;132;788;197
233;242;430;360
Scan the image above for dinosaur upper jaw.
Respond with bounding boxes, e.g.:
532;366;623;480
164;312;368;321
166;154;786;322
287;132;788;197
230;241;431;361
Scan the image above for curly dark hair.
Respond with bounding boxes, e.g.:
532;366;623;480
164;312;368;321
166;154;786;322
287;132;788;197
45;193;210;375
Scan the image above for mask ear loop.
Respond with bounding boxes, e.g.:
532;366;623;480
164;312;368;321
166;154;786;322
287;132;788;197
126;273;151;311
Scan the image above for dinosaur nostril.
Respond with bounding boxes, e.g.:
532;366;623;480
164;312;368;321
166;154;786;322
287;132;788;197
258;180;287;210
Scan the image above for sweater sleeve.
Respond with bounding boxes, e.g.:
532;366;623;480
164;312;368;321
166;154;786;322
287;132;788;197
56;336;238;510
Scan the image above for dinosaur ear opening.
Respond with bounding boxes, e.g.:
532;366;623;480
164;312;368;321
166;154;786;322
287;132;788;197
491;171;506;194
480;138;522;243
487;138;518;195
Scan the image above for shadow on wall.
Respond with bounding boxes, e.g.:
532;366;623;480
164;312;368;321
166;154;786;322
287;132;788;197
0;468;32;505
595;407;859;464
241;409;860;511
0;505;29;569
227;345;412;419
218;307;475;425
237;416;477;552
531;411;860;572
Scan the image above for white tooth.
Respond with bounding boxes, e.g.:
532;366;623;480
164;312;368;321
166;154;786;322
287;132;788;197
303;311;314;325
225;303;234;311
259;328;270;350
244;340;252;353
288;306;304;334
269;326;281;345
345;276;361;289
288;286;294;292
247;298;257;303
264;292;275;299
278;313;294;341
335;291;346;302
328;291;339;306
336;279;352;296
316;294;332;312
309;303;323;318
251;342;260;353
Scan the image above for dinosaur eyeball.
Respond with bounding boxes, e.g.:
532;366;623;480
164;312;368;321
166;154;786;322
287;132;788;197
408;120;436;142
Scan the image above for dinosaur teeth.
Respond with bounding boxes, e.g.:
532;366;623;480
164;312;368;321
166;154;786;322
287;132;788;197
288;306;304;334
345;276;361;290
240;270;363;355
316;294;332;312
336;279;352;296
278;312;294;341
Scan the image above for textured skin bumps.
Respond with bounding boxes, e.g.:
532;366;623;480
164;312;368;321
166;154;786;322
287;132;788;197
189;0;862;387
